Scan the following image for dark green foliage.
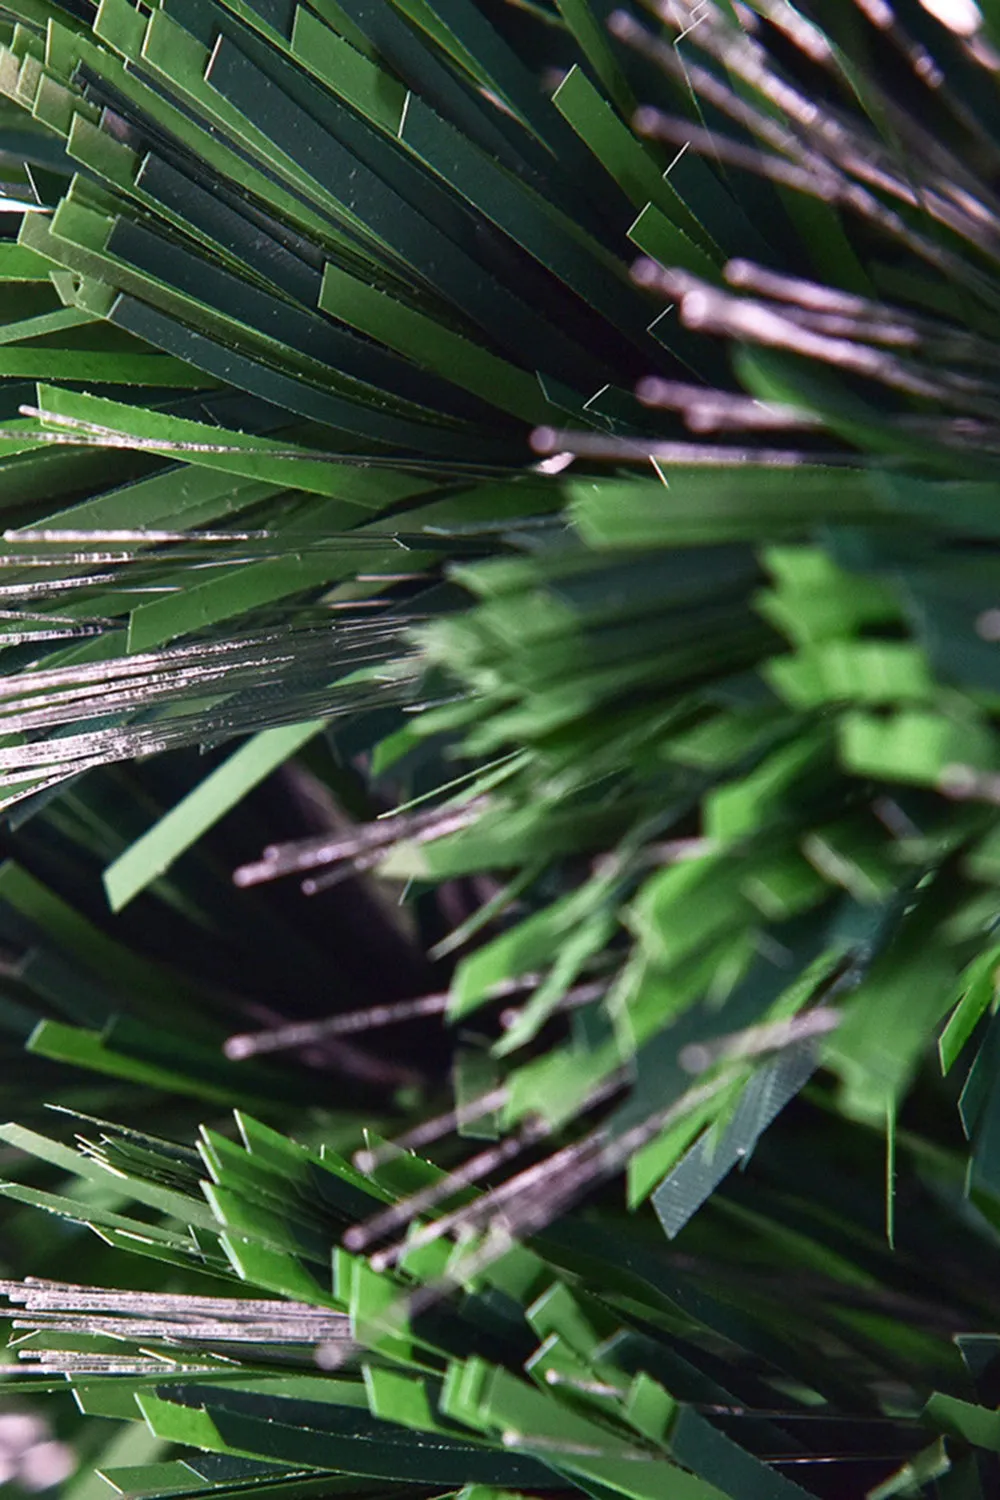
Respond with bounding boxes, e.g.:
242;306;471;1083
0;0;999;1495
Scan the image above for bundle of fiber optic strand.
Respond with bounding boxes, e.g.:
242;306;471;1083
4;0;1000;1495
